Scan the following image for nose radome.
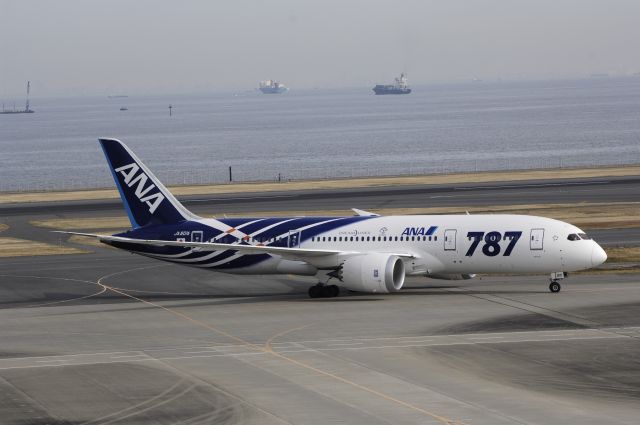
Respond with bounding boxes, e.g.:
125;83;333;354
591;244;607;267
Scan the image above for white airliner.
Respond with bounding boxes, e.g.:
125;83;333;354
63;139;607;298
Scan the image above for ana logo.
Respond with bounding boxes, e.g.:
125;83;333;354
401;226;438;237
114;163;165;214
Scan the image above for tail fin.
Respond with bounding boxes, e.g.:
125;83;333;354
99;138;198;228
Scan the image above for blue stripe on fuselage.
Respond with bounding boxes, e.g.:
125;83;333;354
108;215;376;270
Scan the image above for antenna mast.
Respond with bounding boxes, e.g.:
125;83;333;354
25;81;30;112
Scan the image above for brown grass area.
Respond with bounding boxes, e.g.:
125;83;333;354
3;165;639;204
0;237;89;257
604;247;640;263
576;266;640;275
214;202;640;230
31;217;130;230
0;224;7;233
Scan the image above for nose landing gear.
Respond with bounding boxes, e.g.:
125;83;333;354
549;271;567;293
549;281;561;293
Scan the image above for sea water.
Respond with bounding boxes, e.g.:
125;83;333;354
1;78;639;192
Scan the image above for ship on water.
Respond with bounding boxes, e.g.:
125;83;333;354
1;81;34;114
259;80;288;94
372;73;411;95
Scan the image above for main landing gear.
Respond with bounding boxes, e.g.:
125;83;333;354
549;271;567;293
308;283;340;298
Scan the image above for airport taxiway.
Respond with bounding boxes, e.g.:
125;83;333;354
1;176;639;424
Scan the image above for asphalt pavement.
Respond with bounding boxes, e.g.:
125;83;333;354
1;175;639;424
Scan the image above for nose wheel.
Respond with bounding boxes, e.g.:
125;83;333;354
308;284;340;298
549;281;561;293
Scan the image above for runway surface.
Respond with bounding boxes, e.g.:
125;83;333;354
2;175;640;217
1;176;640;424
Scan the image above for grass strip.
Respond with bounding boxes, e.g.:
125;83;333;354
0;237;89;257
3;165;640;204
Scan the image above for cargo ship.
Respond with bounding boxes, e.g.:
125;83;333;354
259;80;288;94
1;81;34;114
372;73;411;95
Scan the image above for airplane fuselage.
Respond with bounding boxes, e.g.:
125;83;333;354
110;214;605;278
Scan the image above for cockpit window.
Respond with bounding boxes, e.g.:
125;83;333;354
578;233;591;240
567;234;580;241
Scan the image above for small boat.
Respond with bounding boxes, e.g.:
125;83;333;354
259;80;288;94
120;107;128;111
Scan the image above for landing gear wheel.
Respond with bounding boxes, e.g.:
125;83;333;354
308;284;339;298
549;281;561;293
308;285;322;298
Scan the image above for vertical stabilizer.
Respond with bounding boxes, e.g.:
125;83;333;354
99;138;199;228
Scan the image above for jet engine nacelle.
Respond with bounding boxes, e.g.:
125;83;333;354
340;253;405;293
427;273;476;280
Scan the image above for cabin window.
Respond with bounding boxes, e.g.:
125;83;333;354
378;236;382;241
434;236;438;241
411;236;415;241
429;236;432;241
400;237;404;241
366;236;370;241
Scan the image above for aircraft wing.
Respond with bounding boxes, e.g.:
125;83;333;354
55;232;416;260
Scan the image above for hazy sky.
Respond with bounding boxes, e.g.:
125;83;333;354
1;0;640;97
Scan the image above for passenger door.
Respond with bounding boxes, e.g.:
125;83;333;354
444;229;457;251
191;230;203;243
530;228;544;250
288;231;301;248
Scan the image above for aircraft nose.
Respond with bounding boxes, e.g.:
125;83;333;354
591;244;607;267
